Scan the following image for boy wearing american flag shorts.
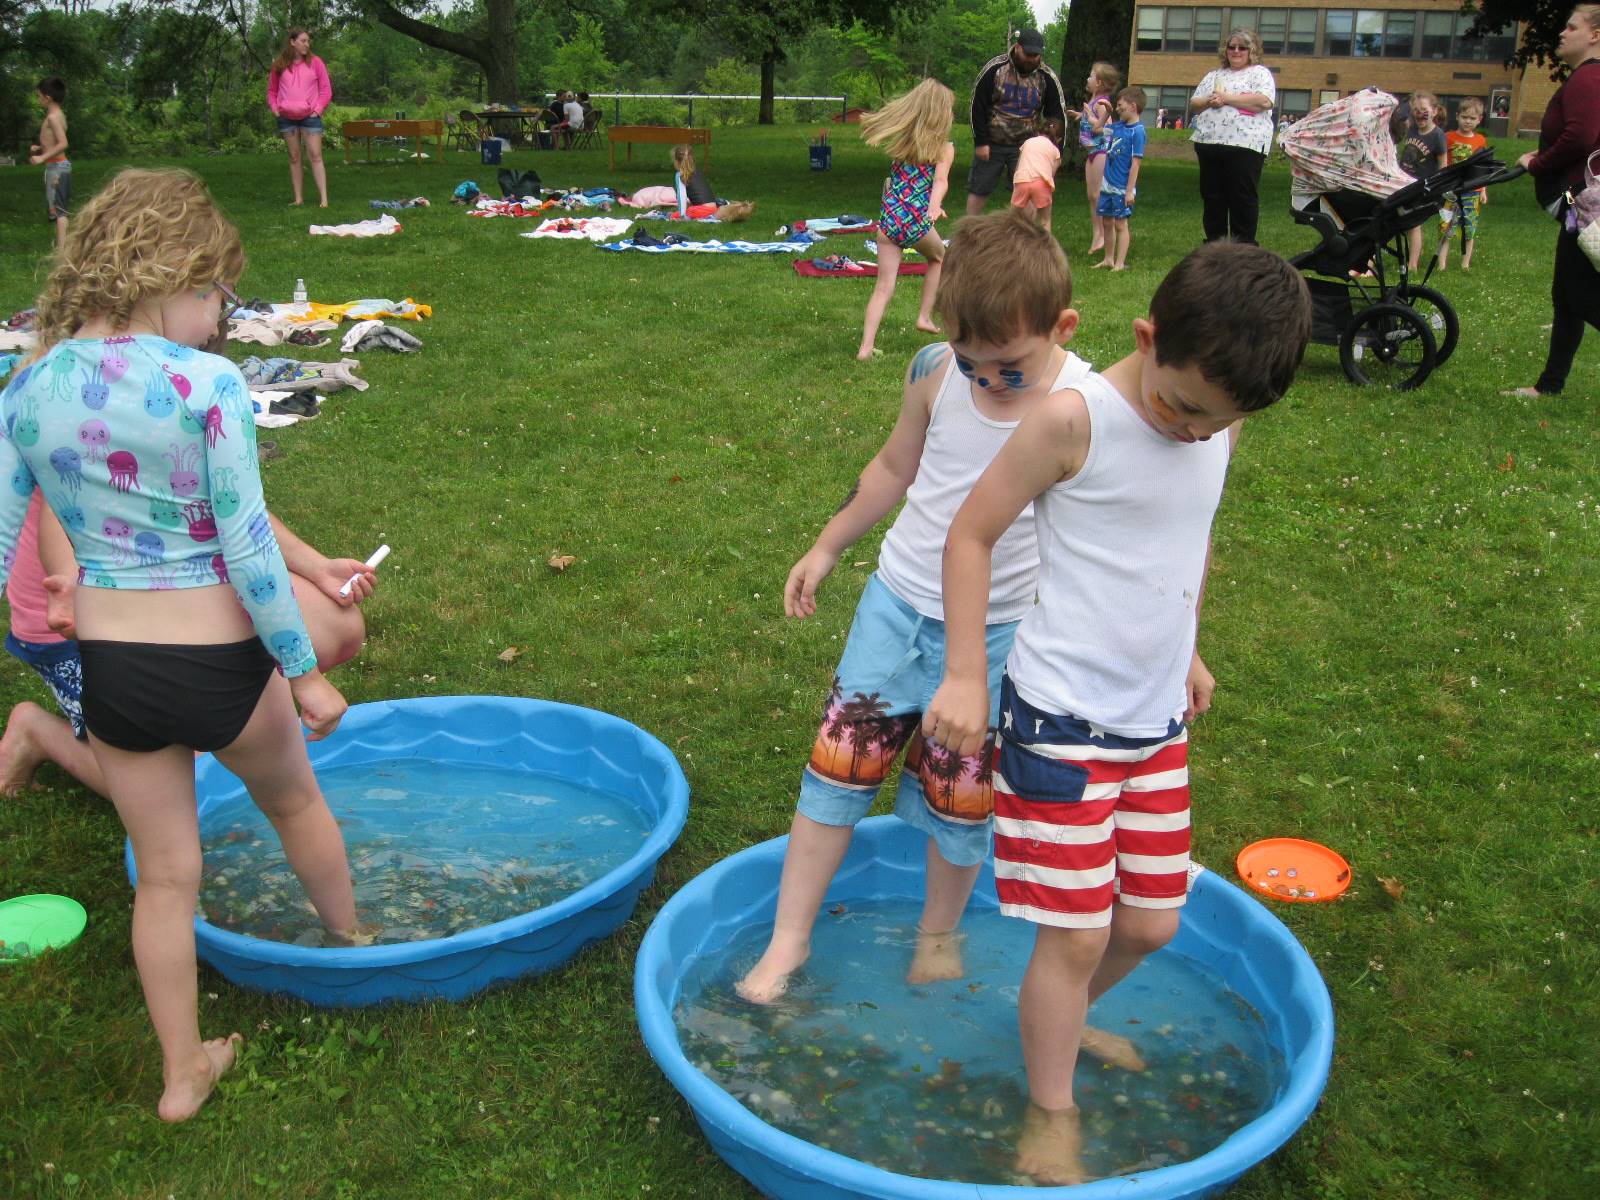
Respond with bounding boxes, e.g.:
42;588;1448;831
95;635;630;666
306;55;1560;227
923;241;1312;1186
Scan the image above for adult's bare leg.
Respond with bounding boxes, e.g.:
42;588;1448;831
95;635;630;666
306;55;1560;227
285;128;305;205
303;132;329;207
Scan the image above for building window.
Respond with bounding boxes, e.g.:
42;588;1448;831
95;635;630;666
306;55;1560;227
1134;6;1222;54
1279;88;1312;119
1420;12;1454;59
1287;10;1317;55
1324;10;1353;56
1352;10;1384;56
1152;85;1195;127
1384;12;1415;58
1137;7;1164;53
1255;10;1289;55
1455;17;1516;63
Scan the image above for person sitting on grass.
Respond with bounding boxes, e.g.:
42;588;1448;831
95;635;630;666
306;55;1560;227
736;210;1091;1005
662;146;753;222
1095;87;1147;271
0;166;366;1123
922;241;1313;1185
0;491;378;798
856;78;956;360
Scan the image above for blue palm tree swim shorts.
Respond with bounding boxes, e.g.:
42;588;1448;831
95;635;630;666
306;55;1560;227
796;573;1019;868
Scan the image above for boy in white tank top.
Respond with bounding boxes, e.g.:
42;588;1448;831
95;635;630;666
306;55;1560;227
737;211;1087;1005
925;241;1313;1185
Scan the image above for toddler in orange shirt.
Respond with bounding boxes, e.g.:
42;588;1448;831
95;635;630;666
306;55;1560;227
1011;120;1064;226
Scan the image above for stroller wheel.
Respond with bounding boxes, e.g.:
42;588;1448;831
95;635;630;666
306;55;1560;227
1392;284;1459;365
1340;302;1437;390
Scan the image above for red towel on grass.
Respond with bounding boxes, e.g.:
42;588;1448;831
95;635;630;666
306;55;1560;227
793;259;929;278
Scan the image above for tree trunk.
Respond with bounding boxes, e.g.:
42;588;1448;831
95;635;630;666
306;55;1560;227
363;0;519;103
759;47;777;125
1059;0;1135;175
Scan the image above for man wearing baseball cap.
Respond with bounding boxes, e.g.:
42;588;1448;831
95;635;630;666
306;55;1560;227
966;28;1066;215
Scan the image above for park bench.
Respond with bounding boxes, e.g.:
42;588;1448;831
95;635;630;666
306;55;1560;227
342;118;445;164
607;125;710;171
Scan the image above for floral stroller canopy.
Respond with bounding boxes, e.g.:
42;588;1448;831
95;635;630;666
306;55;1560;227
1282;88;1414;208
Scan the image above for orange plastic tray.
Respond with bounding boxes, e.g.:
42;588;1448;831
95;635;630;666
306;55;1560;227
1235;838;1350;903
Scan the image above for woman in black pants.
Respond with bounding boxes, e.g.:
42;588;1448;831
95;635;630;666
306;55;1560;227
1507;5;1600;398
1188;29;1276;243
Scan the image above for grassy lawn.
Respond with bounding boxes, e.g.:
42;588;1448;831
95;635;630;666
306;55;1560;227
0;125;1596;1200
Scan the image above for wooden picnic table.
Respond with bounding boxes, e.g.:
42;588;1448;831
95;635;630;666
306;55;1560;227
608;125;710;171
342;118;444;164
476;110;549;147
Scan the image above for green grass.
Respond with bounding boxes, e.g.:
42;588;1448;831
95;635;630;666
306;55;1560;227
1;125;1596;1199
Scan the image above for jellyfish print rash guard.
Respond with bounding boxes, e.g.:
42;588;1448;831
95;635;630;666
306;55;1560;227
0;336;317;677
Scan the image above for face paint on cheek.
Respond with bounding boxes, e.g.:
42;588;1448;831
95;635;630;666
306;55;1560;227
977;377;991;388
999;369;1027;390
954;358;976;379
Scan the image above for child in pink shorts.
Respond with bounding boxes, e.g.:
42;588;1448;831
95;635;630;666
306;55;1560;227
1010;120;1063;226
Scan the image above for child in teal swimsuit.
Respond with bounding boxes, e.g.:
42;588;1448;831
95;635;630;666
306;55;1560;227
857;79;956;361
0;167;364;1124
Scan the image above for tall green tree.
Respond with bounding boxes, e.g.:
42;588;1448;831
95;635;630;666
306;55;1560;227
1059;0;1133;119
1471;0;1580;72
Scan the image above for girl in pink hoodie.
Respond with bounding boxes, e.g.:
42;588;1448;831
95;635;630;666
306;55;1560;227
268;27;333;207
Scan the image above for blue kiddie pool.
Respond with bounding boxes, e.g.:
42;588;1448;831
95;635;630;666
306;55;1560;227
126;696;688;1007
636;816;1333;1198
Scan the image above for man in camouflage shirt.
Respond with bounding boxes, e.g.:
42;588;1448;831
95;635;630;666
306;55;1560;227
965;28;1066;215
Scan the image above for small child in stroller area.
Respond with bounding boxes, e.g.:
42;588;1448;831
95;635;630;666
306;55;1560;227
1396;93;1448;270
1436;98;1490;271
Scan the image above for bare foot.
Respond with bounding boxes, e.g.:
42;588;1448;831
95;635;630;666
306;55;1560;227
319;202;330;209
326;922;377;947
907;927;965;985
1016;1103;1086;1186
1091;260;1112;269
1500;387;1545;398
289;201;304;207
1087;242;1104;255
1110;264;1129;272
855;347;882;362
1080;1025;1147;1071
914;319;941;334
735;942;808;1004
0;702;47;794
158;1033;241;1123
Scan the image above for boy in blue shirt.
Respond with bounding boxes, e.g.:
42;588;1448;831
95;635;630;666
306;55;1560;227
1094;87;1147;272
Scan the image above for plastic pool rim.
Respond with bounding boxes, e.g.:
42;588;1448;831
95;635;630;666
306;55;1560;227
635;815;1334;1199
126;696;689;1002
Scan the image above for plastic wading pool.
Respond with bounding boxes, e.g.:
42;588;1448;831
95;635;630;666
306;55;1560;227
125;697;688;1007
635;816;1333;1199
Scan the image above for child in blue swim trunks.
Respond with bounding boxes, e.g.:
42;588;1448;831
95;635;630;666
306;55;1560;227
857;79;956;361
737;210;1090;1004
0;167;365;1123
1094;87;1148;272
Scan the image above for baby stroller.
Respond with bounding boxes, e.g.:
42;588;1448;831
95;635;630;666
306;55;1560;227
1282;89;1522;389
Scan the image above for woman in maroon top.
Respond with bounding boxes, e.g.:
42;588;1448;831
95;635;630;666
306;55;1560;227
1507;6;1600;397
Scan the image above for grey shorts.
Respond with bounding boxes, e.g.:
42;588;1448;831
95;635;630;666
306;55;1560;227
44;160;70;221
966;144;1021;197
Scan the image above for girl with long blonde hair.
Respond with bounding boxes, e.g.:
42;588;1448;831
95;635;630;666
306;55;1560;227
857;78;956;360
0;169;363;1122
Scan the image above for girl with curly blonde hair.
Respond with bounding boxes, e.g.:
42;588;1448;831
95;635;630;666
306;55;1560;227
857;78;956;360
0;168;364;1122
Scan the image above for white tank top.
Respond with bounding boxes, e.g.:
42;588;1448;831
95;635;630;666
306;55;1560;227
877;348;1090;623
1007;371;1232;735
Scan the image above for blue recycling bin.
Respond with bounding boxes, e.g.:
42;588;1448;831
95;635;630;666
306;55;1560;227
481;138;504;165
809;144;833;171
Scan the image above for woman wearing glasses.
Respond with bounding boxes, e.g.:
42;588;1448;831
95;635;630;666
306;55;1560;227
1188;29;1277;243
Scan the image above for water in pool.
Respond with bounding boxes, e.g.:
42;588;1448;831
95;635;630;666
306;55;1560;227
675;899;1282;1186
199;760;651;946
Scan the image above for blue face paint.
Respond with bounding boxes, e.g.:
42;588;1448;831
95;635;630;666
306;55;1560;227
999;369;1027;389
909;343;950;384
954;357;976;379
977;377;991;388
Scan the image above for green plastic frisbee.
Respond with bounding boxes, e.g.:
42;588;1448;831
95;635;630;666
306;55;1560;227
0;894;88;962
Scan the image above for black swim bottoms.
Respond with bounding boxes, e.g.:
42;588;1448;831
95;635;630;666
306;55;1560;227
78;638;277;753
